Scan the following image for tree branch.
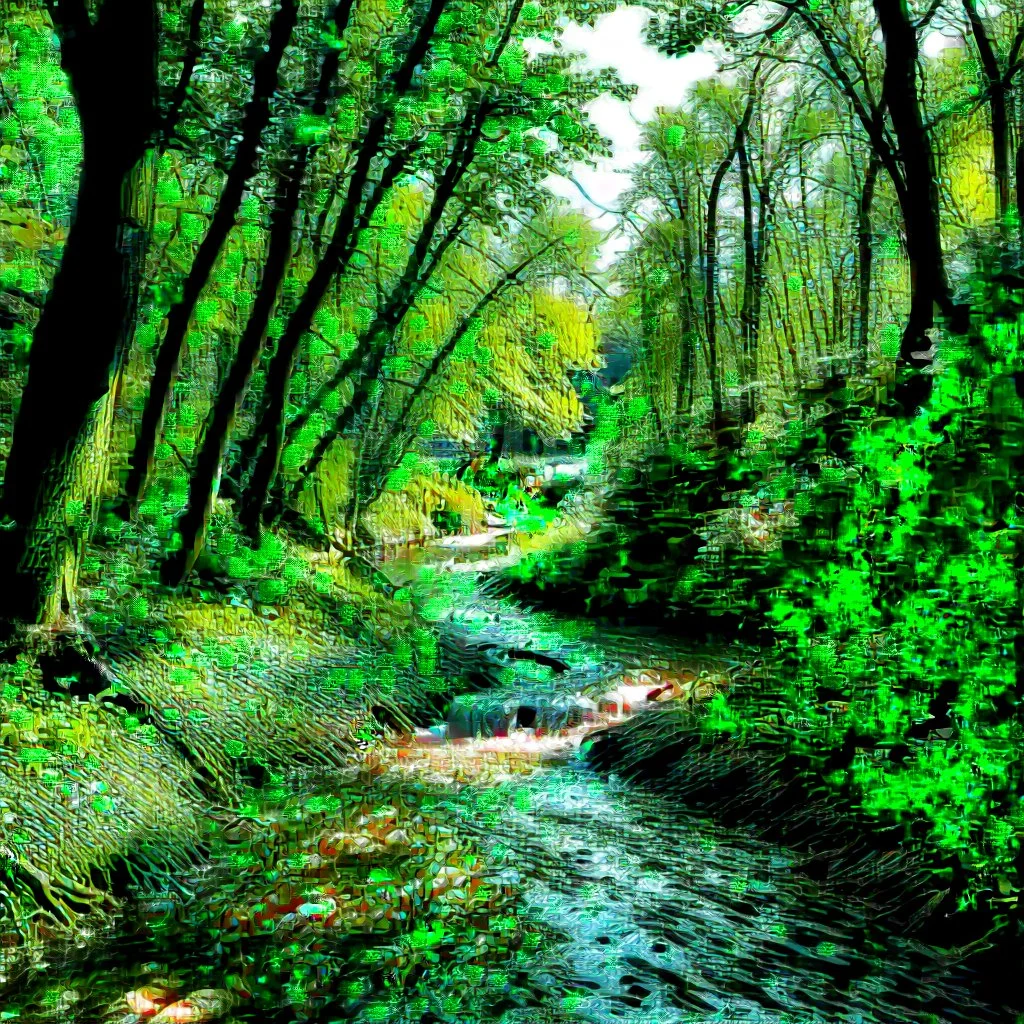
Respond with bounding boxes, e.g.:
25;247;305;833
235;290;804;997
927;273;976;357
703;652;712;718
354;234;565;500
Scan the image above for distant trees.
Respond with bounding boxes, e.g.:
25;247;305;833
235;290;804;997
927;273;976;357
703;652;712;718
609;0;1024;439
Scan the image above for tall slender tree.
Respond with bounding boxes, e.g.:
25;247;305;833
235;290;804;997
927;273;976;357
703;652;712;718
704;85;756;433
123;0;300;510
236;0;480;535
163;0;361;585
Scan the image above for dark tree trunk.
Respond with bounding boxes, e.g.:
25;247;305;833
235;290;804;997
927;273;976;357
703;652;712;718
857;156;881;369
238;0;450;536
345;388;386;535
161;0;207;149
737;138;757;424
793;0;970;414
766;289;788;387
639;284;662;434
489;415;506;466
796;150;825;361
123;0;299;510
163;0;359;586
679;194;699;422
0;0;158;632
162;161;306;586
771;232;800;380
268;345;381;525
237;154;409;538
873;0;966;414
675;281;696;426
705;150;736;429
990;85;1010;228
667;171;698;427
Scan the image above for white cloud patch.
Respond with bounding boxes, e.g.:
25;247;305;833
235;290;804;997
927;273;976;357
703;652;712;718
921;28;966;57
528;5;717;268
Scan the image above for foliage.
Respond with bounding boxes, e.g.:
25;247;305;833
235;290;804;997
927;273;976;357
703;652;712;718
6;0;1024;992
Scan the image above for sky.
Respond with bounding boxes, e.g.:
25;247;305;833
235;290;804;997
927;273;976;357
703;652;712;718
526;5;719;269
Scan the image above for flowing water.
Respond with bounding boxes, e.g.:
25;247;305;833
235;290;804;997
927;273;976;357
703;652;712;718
452;762;989;1024
4;746;998;1024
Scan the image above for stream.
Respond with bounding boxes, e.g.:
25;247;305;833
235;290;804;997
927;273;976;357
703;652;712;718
5;721;1000;1024
0;572;1002;1023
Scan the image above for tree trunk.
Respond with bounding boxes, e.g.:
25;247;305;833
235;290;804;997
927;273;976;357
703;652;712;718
670;171;698;427
702;82;756;441
857;155;881;370
238;0;451;535
1018;133;1024;249
161;0;207;150
347;396;384;535
832;251;844;358
704;153;733;428
675;287;696;426
963;0;1010;227
766;288;788;389
873;0;965;413
163;0;360;585
50;366;125;625
772;231;801;380
738;138;757;424
163;160;306;586
0;0;158;633
266;346;379;529
750;182;774;404
796;151;825;361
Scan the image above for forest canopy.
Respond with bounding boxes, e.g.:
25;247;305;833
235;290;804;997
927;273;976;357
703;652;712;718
0;0;629;629
0;0;1018;624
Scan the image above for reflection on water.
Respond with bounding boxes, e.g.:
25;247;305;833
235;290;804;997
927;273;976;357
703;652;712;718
467;765;987;1024
5;755;996;1024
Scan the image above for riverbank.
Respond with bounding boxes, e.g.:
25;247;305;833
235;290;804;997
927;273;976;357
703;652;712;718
1;507;1018;1022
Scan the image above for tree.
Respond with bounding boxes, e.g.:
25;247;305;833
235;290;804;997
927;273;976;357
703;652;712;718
639;0;974;413
123;0;301;513
873;0;958;391
350;215;604;521
613;65;842;435
614;120;705;433
0;0;160;633
956;0;1024;236
857;154;881;364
